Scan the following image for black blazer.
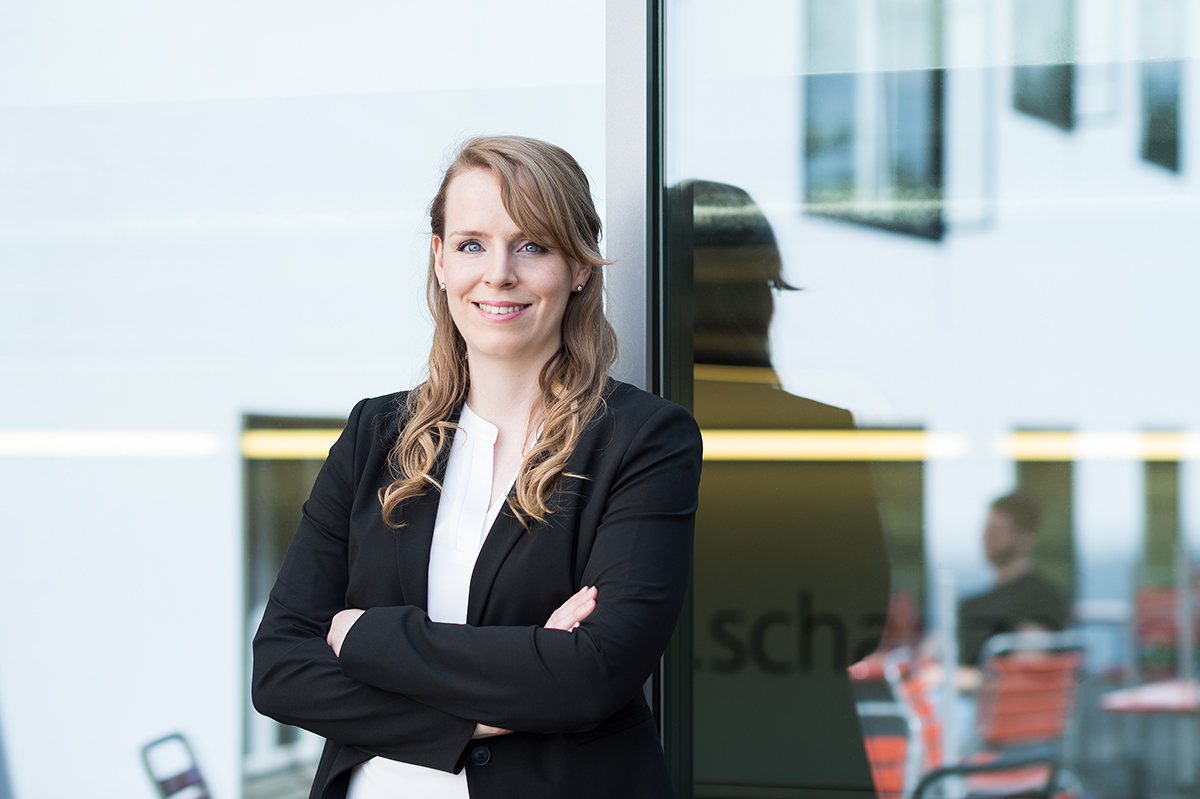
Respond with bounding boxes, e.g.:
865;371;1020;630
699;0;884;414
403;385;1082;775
252;381;703;799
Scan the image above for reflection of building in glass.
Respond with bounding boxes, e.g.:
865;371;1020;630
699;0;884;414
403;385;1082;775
1140;0;1185;172
1012;0;1075;131
803;0;944;240
1141;60;1181;172
673;0;1197;788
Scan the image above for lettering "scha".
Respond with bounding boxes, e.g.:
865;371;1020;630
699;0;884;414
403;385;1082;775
702;590;887;674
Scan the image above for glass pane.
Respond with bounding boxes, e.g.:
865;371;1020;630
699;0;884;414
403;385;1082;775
665;0;1199;797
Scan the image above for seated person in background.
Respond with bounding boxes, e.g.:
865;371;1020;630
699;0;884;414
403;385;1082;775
957;492;1071;686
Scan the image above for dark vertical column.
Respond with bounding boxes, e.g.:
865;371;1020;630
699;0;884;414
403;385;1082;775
652;3;694;797
1137;457;1182;677
1016;457;1076;601
871;459;927;648
1143;460;1181;587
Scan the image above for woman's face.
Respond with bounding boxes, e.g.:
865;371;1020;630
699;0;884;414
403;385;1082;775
434;168;590;372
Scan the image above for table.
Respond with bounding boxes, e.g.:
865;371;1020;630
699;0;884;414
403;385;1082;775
1101;679;1199;787
1101;678;1200;714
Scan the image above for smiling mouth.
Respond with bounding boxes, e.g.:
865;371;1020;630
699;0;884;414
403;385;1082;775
475;302;531;316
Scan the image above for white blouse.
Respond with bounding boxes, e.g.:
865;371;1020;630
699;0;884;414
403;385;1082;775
346;404;517;799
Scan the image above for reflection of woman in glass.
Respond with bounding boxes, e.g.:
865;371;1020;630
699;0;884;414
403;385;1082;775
253;136;702;799
687;181;891;795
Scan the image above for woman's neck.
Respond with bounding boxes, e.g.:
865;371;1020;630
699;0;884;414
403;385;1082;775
465;356;546;504
464;356;544;439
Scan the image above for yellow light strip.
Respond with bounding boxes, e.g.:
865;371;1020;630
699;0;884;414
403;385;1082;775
701;430;969;461
1000;431;1200;461
240;429;342;460
0;430;221;458
6;428;1194;463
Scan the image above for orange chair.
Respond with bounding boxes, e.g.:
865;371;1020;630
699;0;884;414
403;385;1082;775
889;653;943;773
852;648;943;799
852;652;914;799
863;734;910;799
914;631;1084;799
974;650;1080;748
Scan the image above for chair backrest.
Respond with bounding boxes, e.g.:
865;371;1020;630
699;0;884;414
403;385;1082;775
852;648;948;798
890;657;943;770
862;734;909;799
851;650;920;799
975;631;1083;749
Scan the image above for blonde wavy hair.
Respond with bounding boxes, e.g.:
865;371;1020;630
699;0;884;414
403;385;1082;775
380;136;618;529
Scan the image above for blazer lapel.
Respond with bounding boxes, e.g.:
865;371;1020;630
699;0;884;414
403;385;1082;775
465;502;526;626
393;487;438;613
465;429;596;625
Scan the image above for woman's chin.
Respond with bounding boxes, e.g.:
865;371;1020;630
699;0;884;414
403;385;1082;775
464;339;560;372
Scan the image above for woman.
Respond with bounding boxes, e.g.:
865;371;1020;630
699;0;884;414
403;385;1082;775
252;135;703;799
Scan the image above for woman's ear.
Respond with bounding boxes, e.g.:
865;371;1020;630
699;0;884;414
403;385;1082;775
572;262;593;291
433;236;446;285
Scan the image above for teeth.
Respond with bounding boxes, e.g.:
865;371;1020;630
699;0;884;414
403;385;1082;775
478;303;529;315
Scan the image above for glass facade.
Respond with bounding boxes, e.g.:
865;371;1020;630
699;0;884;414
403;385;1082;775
664;0;1200;797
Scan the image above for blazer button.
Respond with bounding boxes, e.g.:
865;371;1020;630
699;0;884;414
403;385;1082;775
470;745;490;766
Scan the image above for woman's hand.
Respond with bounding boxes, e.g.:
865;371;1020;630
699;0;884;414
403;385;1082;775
326;608;365;657
471;723;511;739
470;587;599;740
544;585;597;632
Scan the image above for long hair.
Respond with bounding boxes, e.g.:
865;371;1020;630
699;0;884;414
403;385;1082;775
380;135;618;528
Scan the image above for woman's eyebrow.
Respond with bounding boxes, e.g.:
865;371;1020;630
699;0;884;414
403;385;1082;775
447;228;532;242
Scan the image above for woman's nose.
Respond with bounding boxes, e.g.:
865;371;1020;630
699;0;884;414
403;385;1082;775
482;251;518;288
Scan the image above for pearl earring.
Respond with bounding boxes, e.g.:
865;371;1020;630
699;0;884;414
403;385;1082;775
575;285;584;292
439;282;446;291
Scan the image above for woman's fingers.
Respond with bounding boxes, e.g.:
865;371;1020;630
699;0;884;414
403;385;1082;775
544;585;598;631
325;608;365;657
471;723;513;739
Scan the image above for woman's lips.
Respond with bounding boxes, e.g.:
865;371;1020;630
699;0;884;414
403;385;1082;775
473;301;531;319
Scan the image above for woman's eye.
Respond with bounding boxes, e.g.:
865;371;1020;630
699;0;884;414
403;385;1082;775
520;242;547;254
457;241;483;253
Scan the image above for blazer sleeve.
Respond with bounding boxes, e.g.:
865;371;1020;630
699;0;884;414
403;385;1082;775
251;397;477;772
336;400;703;733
